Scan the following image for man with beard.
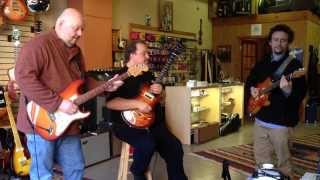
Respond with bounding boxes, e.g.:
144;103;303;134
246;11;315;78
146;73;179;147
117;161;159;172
245;24;306;178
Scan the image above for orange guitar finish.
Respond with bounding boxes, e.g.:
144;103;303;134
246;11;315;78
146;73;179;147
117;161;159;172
123;84;160;128
27;64;148;140
248;69;305;116
247;77;272;116
28;80;87;141
3;0;28;21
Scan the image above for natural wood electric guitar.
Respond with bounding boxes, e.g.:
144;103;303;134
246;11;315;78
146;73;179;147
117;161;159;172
26;64;148;140
4;92;31;176
121;42;185;128
248;68;305;116
3;0;28;21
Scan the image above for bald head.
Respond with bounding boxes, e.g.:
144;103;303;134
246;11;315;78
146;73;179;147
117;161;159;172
55;8;84;47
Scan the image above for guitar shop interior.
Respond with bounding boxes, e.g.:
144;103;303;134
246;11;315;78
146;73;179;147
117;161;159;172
0;0;319;180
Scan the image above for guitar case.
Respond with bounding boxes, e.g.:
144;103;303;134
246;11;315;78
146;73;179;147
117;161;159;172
219;113;241;136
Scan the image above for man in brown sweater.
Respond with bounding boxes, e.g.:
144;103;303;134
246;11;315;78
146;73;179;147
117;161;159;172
15;8;122;180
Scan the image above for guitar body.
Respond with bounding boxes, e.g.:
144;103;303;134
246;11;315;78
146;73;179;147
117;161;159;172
121;42;184;128
248;77;272;115
26;64;148;140
122;84;160;128
12;143;31;176
27;80;90;141
3;0;28;21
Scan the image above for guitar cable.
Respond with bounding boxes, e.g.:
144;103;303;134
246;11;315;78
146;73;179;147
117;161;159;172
32;131;41;180
24;95;41;180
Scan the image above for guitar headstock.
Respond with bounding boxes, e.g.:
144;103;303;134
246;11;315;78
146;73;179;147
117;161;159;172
31;20;42;34
0;86;6;108
289;48;303;62
9;27;21;47
165;39;185;62
292;68;305;78
127;64;149;77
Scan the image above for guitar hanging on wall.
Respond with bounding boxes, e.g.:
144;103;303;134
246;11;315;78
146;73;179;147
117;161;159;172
198;18;202;45
4;92;31;176
7;27;21;99
26;0;50;13
3;0;28;21
121;41;185;128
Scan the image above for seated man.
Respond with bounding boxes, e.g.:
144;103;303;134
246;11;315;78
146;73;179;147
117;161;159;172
106;40;188;180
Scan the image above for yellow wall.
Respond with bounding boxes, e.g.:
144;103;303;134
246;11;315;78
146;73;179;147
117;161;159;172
113;0;212;49
29;0;213;49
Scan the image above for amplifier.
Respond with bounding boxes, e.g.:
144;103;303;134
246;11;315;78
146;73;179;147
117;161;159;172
81;132;110;166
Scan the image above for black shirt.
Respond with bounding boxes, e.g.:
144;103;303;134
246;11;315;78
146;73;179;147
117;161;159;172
245;52;307;127
107;67;163;127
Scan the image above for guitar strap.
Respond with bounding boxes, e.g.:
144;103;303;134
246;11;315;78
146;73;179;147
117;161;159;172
272;54;294;80
23;94;36;130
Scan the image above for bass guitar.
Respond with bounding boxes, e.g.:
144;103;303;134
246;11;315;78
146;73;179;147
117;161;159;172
3;0;28;21
121;42;185;128
27;64;148;140
4;92;31;176
248;68;305;116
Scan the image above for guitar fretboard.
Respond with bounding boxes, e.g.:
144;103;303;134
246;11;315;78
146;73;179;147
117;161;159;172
4;92;23;150
74;72;129;105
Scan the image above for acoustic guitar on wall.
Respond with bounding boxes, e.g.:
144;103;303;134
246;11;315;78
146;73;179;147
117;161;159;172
3;0;28;21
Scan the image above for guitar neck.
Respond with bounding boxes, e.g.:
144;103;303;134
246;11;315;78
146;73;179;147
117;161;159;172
4;93;23;149
74;72;129;105
154;51;179;84
260;73;294;94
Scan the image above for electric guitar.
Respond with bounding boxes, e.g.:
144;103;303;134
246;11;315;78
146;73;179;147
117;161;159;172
248;68;305;116
3;0;28;21
26;64;148;140
4;92;31;176
121;42;185;128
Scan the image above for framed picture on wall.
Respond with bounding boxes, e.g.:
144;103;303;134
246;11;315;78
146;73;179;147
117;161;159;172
159;0;173;32
216;45;231;63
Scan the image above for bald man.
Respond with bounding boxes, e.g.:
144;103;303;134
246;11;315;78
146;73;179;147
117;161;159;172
15;8;122;180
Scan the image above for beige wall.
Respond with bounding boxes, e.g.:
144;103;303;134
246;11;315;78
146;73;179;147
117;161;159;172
113;0;212;49
38;1;68;30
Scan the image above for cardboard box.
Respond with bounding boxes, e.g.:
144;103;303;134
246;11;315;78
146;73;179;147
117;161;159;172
192;122;219;144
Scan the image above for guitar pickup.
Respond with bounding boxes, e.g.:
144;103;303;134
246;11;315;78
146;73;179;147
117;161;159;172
144;92;155;100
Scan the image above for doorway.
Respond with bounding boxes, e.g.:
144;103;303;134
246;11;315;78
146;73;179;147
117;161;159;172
240;37;269;82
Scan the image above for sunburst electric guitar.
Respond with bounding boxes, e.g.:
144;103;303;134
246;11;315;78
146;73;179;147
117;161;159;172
248;68;305;116
3;0;28;21
26;64;148;140
4;92;31;176
121;42;185;128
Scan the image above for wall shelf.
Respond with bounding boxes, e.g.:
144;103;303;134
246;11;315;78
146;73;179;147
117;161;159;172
212;10;320;26
129;23;196;40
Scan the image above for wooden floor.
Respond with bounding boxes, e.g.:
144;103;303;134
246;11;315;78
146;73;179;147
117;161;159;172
84;122;320;180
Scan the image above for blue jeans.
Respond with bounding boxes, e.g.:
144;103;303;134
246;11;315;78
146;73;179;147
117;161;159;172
26;134;85;180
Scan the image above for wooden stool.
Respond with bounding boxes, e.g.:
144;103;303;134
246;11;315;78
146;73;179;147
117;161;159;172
117;142;153;180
